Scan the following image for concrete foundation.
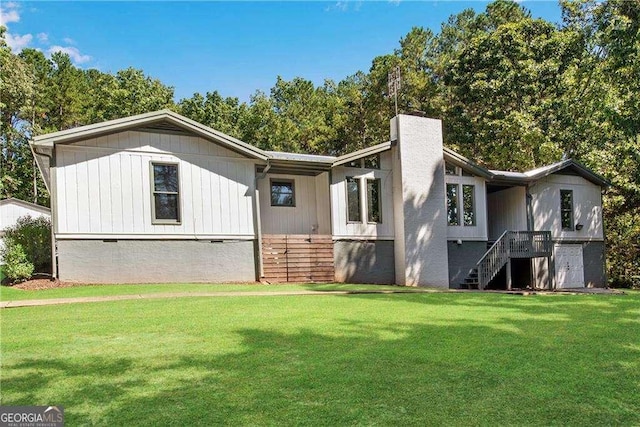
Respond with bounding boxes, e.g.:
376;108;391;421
447;241;487;288
57;239;257;283
334;240;395;284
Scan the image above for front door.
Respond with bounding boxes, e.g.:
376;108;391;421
555;244;585;288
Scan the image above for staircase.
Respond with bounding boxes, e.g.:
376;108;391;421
463;230;552;290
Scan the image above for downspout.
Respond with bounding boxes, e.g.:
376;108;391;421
254;161;271;281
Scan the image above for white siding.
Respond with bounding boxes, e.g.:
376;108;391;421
55;131;257;238
0;201;50;232
331;151;394;239
0;200;50;264
259;173;330;235
487;186;527;240
530;174;603;241
445;175;488;241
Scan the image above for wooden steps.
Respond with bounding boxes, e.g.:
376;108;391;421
262;235;335;283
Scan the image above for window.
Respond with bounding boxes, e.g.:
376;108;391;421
346;177;361;222
271;180;295;207
446;184;460;226
367;179;382;223
346;155;381;170
560;189;574;230
152;162;180;223
447;183;476;227
445;162;457;175
364;154;380;169
462;185;476;226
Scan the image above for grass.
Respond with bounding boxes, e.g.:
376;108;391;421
0;283;404;301
1;288;639;426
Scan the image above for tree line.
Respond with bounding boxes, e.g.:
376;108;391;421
1;0;637;285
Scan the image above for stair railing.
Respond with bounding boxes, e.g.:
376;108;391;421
476;230;510;290
476;230;553;289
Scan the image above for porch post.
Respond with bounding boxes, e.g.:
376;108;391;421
506;258;512;290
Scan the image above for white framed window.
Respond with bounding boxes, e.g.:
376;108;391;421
447;183;476;227
151;162;181;224
446;184;460;226
367;178;382;223
346;177;361;222
560;189;574;230
271;180;295;207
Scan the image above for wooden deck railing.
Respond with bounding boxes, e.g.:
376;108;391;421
476;231;552;289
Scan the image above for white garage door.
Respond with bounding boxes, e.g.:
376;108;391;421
555;244;585;288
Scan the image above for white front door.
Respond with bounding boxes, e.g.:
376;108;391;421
555;244;585;288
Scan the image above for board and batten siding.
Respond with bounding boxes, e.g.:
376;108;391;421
54;130;257;238
445;175;488;241
258;172;331;235
530;174;603;241
487;186;527;240
331;151;394;239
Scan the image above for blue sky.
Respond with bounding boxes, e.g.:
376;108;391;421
1;1;563;103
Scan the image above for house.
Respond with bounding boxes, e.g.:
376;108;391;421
0;198;51;264
30;110;608;288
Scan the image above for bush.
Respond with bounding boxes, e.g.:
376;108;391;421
2;215;51;274
1;242;34;283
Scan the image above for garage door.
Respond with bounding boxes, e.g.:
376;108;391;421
555;244;585;288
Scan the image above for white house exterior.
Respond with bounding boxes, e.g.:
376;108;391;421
31;110;608;288
0;198;51;264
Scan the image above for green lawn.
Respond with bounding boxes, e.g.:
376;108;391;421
1;289;638;426
0;283;404;301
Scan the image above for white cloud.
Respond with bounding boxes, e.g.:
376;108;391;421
62;37;75;45
48;45;92;64
6;32;33;51
37;32;48;42
325;1;363;12
0;6;20;25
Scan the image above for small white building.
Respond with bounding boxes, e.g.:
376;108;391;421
30;110;608;288
0;198;51;263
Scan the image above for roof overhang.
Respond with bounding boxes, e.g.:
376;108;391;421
332;141;393;167
31;109;269;161
490;159;610;187
443;148;495;179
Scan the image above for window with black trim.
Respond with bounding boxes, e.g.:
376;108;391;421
367;178;381;223
346;177;361;222
271;180;295;207
152;162;180;223
560;189;574;230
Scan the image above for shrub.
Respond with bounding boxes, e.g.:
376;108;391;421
2;215;51;273
1;242;34;283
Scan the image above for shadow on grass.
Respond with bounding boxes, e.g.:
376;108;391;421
3;299;639;426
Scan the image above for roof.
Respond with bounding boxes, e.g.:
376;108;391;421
0;198;51;214
32;109;269;161
30;110;609;188
490;159;610;187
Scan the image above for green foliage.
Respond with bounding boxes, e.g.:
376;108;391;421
2;215;52;273
1;241;34;283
